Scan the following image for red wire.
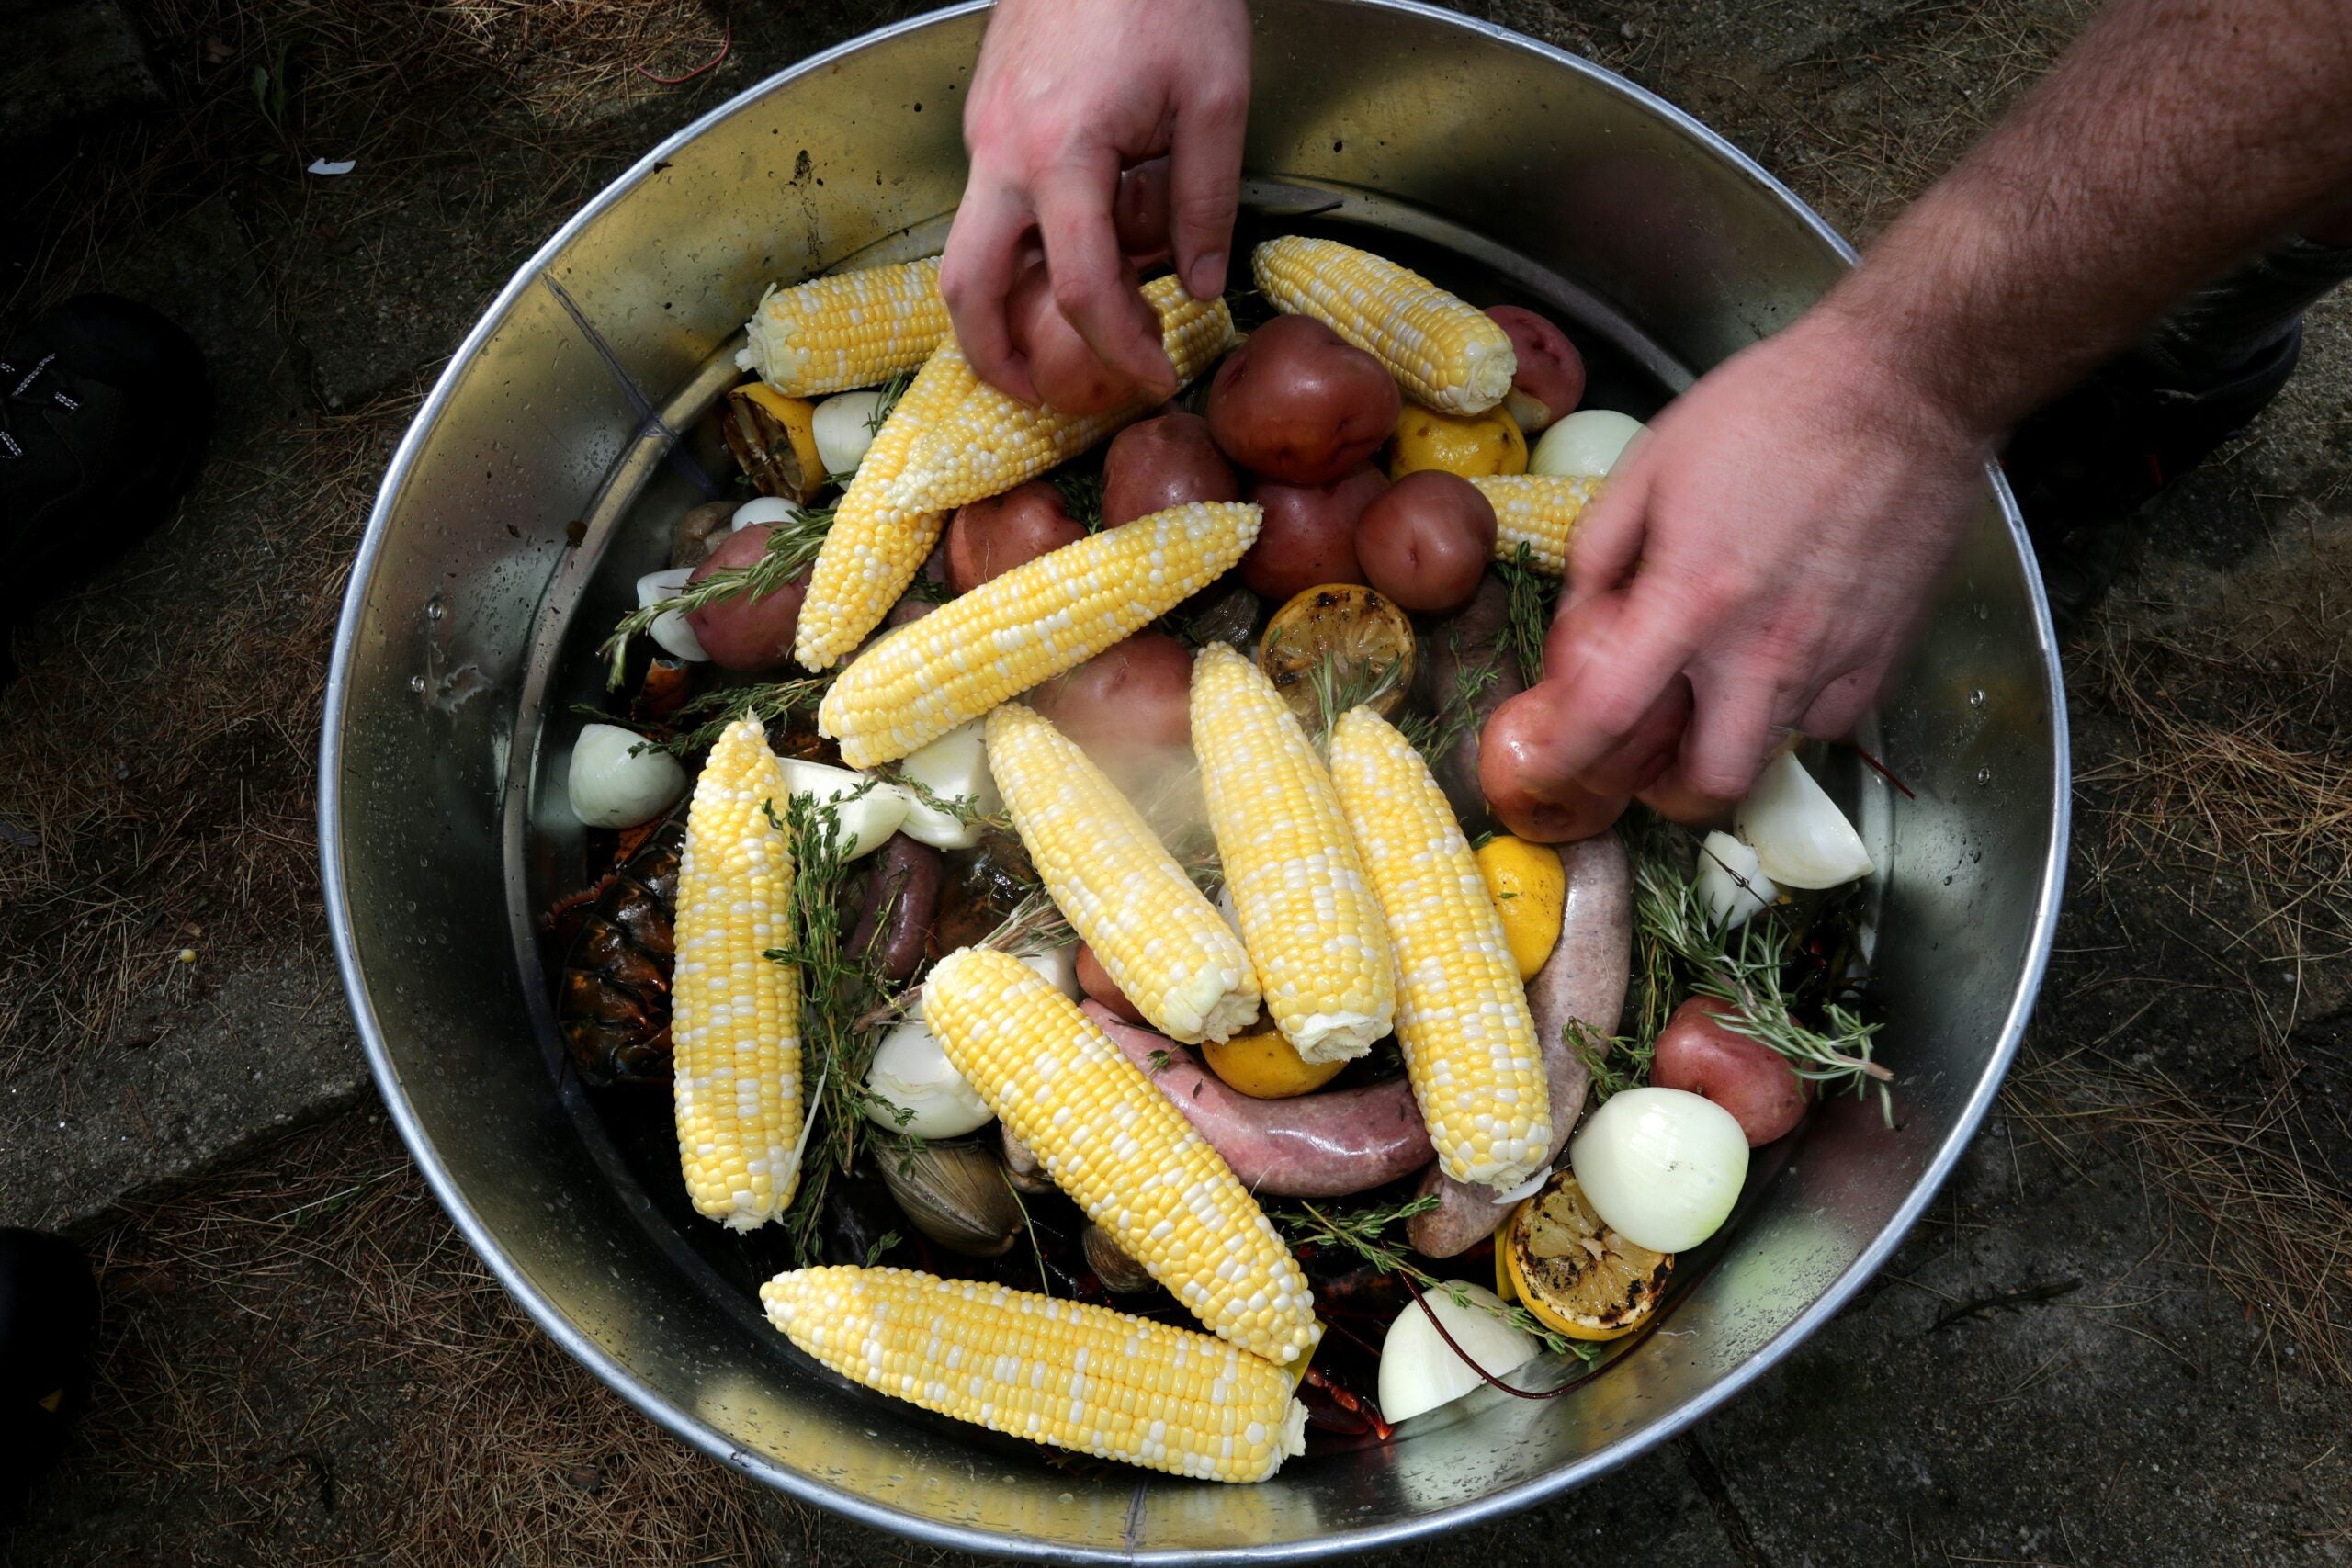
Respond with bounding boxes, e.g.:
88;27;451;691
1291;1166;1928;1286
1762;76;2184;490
1844;739;1916;800
638;17;731;85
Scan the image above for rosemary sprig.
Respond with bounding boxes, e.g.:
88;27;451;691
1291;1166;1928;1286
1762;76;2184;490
1493;543;1556;687
864;367;913;436
1566;1017;1654;1103
597;505;836;688
1397;627;1501;770
1275;1197;1596;1362
628;675;832;758
1631;846;1893;1117
763;787;901;1262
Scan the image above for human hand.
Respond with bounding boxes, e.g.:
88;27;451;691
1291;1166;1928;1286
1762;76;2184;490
941;0;1251;405
1481;306;1995;840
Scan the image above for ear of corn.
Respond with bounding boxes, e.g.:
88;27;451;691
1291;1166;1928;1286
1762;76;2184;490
1190;643;1396;1063
1471;473;1600;577
762;1266;1309;1482
883;277;1233;514
1252;236;1515;415
671;719;802;1230
987;702;1260;1044
736;256;951;398
818;501;1261;768
922;947;1320;1364
1327;706;1551;1189
792;343;978;670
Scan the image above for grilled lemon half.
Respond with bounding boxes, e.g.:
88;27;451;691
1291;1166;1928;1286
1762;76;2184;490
1499;1169;1673;1341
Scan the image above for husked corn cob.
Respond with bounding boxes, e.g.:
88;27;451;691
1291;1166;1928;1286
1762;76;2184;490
818;501;1261;768
1471;473;1601;577
736;256;951;397
792;343;978;670
988;702;1260;1043
923;947;1320;1363
1252;235;1515;415
885;277;1232;513
762;1266;1309;1482
671;719;802;1230
1190;643;1395;1062
1326;707;1551;1189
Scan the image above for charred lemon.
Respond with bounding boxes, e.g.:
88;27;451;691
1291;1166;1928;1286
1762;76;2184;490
1499;1169;1672;1341
1257;583;1418;730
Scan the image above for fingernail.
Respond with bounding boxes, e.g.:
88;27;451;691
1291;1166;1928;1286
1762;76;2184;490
1191;252;1226;298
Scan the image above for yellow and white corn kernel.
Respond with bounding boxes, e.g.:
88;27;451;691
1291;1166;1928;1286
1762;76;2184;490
1190;643;1396;1062
922;947;1320;1364
736;256;951;397
883;276;1232;514
988;701;1259;1044
793;342;978;671
1251;235;1515;415
1326;706;1552;1189
817;501;1262;768
670;718;802;1230
1470;473;1600;578
762;1267;1308;1482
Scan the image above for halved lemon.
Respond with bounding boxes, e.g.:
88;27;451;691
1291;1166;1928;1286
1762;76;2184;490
1498;1169;1673;1341
1257;583;1418;730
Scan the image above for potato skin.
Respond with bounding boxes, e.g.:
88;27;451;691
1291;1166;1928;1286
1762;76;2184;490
1356;471;1497;614
683;524;813;671
1205;315;1401;484
1024;630;1194;752
1239;463;1385;601
1102;412;1240;528
1650;996;1808;1145
944;480;1088;594
1009;260;1137;416
1487;305;1587;432
1075;942;1147;1023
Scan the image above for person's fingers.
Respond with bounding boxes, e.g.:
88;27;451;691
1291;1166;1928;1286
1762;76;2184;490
1113;157;1174;265
941;175;1040;403
1544;583;1707;766
1581;673;1694;798
1797;663;1883;739
1477;685;1633;843
1167;93;1245;299
1562;455;1653;607
1646;661;1804;818
1034;157;1178;395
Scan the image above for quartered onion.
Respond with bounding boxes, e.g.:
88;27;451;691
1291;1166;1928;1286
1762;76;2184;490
896;721;999;851
566;723;685;829
1568;1086;1749;1254
1528;408;1645;479
813;390;885;478
1735;751;1873;890
777;759;909;861
634;567;708;661
1695;830;1778;929
731;495;804;531
864;1017;994;1138
1377;1282;1539;1424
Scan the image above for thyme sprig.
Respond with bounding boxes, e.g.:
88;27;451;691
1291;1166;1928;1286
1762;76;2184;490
598;505;835;688
1493;543;1556;687
624;675;832;758
1274;1197;1598;1362
1632;846;1892;1117
1049;467;1106;532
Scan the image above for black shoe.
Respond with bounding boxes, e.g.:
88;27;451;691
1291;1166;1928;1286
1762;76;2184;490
0;1229;100;1524
0;294;212;677
2002;323;2302;627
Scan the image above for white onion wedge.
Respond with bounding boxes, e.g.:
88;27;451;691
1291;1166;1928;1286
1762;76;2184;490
1695;830;1779;928
1569;1086;1748;1253
813;390;884;477
864;1017;994;1138
730;495;804;531
895;721;998;850
778;758;909;861
1529;408;1644;478
1735;751;1873;890
567;723;686;829
1377;1283;1538;1424
634;568;708;661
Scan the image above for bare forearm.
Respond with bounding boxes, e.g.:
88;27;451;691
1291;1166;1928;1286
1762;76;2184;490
1823;0;2352;436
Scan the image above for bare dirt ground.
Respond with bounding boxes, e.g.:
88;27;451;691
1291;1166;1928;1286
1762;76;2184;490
4;1;2349;1563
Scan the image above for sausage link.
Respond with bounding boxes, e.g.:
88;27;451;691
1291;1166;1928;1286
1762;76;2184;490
1407;830;1632;1256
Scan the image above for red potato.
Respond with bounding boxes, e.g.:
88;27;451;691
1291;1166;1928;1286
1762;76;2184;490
1355;471;1498;614
1486;305;1586;434
1102;412;1240;528
1205;315;1401;484
1074;942;1147;1024
944;480;1087;594
1009;258;1140;416
683;524;813;671
1480;674;1690;842
1651;996;1809;1145
1024;630;1194;752
1239;463;1385;601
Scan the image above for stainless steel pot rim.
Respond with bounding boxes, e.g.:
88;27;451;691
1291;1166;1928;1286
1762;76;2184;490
319;3;2072;1559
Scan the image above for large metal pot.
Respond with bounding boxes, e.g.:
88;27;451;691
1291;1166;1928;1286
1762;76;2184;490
320;3;2067;1559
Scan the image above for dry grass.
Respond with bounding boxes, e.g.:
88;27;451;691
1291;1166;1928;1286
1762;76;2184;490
2007;583;2352;1387
13;1112;767;1565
